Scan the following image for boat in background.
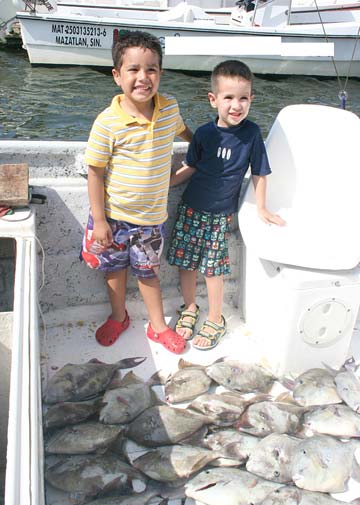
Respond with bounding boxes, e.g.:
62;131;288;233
3;0;360;27
291;2;360;23
0;0;23;43
54;0;360;21
16;0;360;76
0;0;23;28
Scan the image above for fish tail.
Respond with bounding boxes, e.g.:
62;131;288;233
116;357;146;369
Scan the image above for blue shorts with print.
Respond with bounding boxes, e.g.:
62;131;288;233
81;213;165;278
167;201;232;277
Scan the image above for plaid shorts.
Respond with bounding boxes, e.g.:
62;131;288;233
81;213;164;278
167;201;232;277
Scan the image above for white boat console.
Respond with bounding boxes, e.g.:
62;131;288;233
238;104;360;374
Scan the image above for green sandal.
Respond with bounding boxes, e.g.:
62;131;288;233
192;315;227;350
175;304;200;341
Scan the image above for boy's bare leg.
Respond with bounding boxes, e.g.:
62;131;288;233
177;269;198;339
180;268;197;307
193;274;224;348
105;269;128;322
137;276;168;333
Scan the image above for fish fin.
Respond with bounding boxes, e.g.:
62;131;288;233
150;388;164;406
147;369;170;385
275;391;298;404
116;356;147;369
217;442;248;463
352;456;360;482
209;457;242;467
253;393;273;403
83;396;103;408
157;482;186;500
121;371;144;386
278;376;296;391
102;475;130;495
107;370;123;390
300;425;316;438
193;453;218;473
333;405;344;417
235;421;253;430
88;358;104;364
179;425;209;446
212;356;228;364
94;446;109;456
45;457;67;473
343;356;357;371
95;397;107;410
321;361;339;375
178;358;203;369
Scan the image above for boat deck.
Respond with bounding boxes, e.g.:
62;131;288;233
2;136;360;504
42;297;360;505
42;297;252;505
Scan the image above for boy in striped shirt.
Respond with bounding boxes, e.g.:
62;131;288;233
81;30;192;353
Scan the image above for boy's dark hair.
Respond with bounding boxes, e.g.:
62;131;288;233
112;30;163;70
211;59;253;92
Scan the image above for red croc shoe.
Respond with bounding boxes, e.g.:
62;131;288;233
146;323;186;354
95;311;130;346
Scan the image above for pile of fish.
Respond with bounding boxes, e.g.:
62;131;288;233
42;356;360;505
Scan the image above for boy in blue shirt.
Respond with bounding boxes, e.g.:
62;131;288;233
167;59;284;350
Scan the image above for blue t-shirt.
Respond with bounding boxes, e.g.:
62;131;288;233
182;118;271;214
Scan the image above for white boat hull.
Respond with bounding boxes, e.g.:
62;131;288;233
2;111;360;502
17;10;360;76
2;103;360;503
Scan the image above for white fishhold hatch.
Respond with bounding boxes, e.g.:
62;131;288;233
238;104;360;375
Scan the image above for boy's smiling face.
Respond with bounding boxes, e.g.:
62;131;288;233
112;46;162;109
208;75;254;128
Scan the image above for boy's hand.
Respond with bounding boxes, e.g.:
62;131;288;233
93;220;113;247
258;208;286;226
252;176;285;226
170;163;196;187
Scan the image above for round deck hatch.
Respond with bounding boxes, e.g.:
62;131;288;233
299;298;352;347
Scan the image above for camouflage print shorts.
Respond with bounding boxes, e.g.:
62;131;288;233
167;201;232;277
81;213;165;278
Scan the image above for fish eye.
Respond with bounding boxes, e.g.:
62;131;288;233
274;471;280;477
302;450;307;454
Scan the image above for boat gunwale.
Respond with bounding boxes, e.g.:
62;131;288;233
15;11;360;38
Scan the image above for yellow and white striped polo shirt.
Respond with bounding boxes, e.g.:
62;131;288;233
85;92;185;225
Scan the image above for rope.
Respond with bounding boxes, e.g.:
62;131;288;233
313;0;342;89
343;21;360;91
312;0;360;109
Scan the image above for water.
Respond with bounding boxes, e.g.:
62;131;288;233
1;47;360;140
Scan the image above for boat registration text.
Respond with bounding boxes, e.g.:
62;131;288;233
51;23;108;47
